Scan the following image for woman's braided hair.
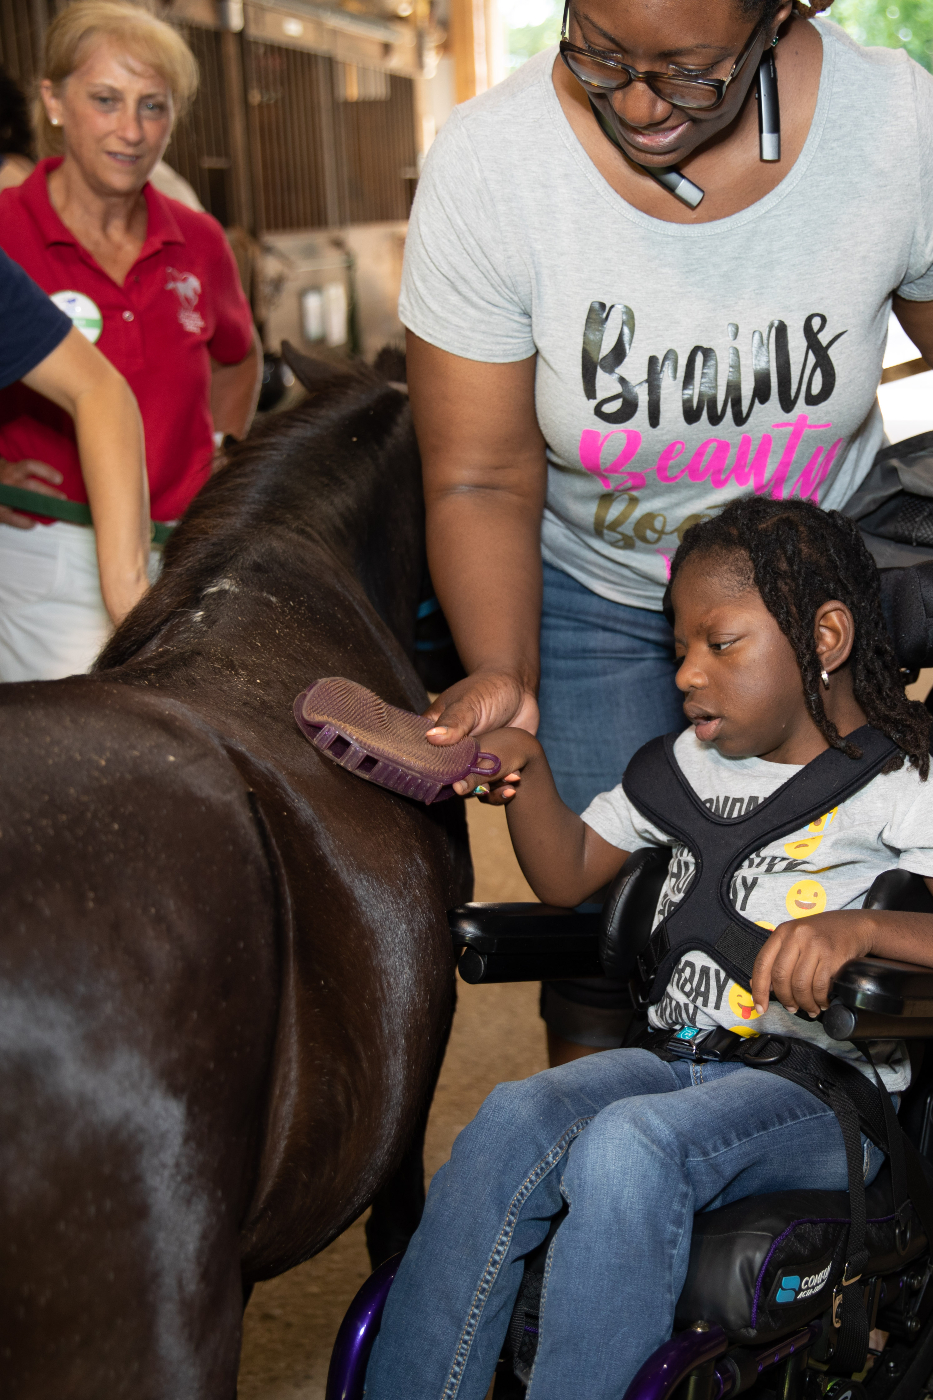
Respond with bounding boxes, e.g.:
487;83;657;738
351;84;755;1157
665;497;931;778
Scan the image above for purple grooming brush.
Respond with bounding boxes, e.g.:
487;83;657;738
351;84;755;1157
294;677;501;804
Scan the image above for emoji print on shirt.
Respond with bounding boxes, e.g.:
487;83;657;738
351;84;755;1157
784;832;824;860
786;879;827;918
783;808;838;861
728;982;762;1036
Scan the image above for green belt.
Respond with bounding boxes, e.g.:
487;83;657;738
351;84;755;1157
0;483;174;545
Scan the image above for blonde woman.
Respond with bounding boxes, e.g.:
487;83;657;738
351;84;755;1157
0;0;260;681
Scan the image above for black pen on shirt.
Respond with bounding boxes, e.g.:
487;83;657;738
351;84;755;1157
757;51;781;163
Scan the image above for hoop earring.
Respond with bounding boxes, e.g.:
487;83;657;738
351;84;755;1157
756;43;780;162
820;668;831;690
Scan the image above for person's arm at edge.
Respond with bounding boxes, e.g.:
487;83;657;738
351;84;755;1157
892;296;933;363
210;326;263;444
411;333;547;744
22;325;149;626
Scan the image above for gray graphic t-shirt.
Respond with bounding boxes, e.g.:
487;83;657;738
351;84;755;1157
400;23;933;610
582;731;933;1091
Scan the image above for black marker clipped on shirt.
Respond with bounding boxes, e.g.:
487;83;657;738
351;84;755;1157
648;168;704;210
757;49;781;163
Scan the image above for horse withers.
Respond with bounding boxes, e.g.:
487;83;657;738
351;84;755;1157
0;349;471;1397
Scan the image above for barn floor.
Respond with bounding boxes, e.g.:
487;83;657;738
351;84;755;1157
236;800;544;1399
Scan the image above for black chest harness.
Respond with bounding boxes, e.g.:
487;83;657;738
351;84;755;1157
621;723;899;1004
621;725;933;1370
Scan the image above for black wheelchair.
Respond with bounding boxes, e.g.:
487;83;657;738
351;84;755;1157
326;856;933;1400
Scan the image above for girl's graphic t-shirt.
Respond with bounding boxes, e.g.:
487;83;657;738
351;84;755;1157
582;730;933;1091
400;22;933;610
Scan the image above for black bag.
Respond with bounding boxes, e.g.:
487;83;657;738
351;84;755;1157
843;431;933;568
841;431;933;673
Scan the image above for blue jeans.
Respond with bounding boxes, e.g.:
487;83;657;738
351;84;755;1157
366;1050;883;1400
537;562;684;816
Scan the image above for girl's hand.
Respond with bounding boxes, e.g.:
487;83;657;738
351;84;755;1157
750;912;875;1019
424;670;539;748
450;726;543;804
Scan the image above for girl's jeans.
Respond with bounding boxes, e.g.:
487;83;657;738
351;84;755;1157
366;1050;882;1400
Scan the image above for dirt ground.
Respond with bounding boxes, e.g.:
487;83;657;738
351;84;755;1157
236;800;543;1400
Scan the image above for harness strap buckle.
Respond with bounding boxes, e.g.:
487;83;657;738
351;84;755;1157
739;1034;791;1066
831;1271;863;1330
661;1026;747;1063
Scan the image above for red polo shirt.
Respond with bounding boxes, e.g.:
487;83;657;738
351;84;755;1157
0;158;254;522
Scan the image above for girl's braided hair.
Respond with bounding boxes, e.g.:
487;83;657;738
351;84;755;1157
665;497;931;779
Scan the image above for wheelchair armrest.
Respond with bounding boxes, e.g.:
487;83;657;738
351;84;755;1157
824;957;933;1040
600;846;672;980
862;868;933;915
449;903;601;984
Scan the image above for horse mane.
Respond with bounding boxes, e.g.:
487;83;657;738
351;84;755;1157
97;354;415;671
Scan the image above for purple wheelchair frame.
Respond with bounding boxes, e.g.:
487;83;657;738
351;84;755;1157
325;1254;821;1400
325;1254;401;1400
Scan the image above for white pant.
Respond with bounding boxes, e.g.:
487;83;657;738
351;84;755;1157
0;521;160;683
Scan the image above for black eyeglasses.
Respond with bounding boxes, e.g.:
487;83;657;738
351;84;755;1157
559;2;767;112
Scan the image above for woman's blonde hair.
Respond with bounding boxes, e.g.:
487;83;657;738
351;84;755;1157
37;1;198;158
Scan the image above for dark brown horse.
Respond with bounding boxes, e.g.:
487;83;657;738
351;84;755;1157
0;352;471;1397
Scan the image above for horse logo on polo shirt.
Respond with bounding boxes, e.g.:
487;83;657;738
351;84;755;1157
164;269;205;334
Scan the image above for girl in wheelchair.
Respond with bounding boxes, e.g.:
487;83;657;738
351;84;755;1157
366;497;933;1400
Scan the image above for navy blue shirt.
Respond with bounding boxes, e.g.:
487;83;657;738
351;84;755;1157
0;247;71;390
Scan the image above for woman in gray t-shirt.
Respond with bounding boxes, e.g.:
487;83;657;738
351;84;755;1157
408;0;933;1060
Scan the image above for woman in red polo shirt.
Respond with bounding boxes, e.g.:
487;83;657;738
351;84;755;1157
0;0;260;680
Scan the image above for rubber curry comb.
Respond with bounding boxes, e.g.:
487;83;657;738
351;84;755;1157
294;677;501;804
